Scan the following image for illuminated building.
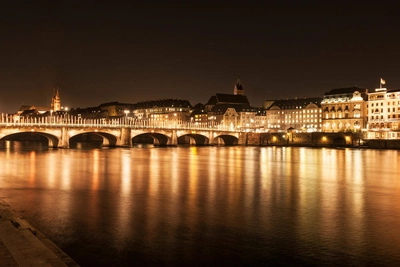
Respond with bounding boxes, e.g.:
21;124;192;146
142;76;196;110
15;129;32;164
189;103;208;127
15;88;61;120
98;102;133;117
321;87;368;132
131;99;192;125
51;87;61;112
205;79;260;130
264;97;322;132
366;87;400;139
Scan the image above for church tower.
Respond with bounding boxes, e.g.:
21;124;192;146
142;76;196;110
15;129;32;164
234;78;244;95
51;87;61;112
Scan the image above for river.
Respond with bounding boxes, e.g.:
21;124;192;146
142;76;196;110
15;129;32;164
0;141;399;266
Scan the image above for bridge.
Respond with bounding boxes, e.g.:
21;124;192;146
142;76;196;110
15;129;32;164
0;116;248;148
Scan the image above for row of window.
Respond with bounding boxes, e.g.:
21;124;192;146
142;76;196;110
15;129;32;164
324;113;361;119
370;101;400;107
370;114;400;120
282;119;321;123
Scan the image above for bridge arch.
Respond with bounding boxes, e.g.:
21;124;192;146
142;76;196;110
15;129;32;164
132;132;171;146
214;134;238;145
0;131;60;148
177;133;210;146
69;131;118;147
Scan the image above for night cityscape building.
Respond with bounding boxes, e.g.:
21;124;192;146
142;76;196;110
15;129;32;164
51;87;61;112
366;87;400;139
130;99;192;126
205;79;260;130
4;79;400;139
321;87;368;132
264;97;323;132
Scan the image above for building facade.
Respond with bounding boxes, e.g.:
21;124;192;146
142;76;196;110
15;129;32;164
265;98;323;132
321;87;368;132
131;99;192;126
205;80;259;130
366;87;400;139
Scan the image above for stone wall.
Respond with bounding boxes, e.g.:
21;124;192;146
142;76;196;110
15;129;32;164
240;132;400;149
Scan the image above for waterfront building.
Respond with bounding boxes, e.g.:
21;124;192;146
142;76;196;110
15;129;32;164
366;87;400;139
70;106;108;119
205;79;259;130
264;97;322;132
131;99;192;126
254;107;267;131
321;87;368;132
15;88;62;119
98;102;133;117
189;103;209;127
16;105;51;116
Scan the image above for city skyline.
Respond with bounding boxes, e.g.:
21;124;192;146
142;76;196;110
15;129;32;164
1;1;399;113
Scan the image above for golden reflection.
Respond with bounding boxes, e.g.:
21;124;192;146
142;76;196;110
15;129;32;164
260;148;268;190
120;151;132;195
60;150;71;190
145;148;162;244
46;153;56;188
115;150;134;243
91;150;100;191
1;146;400;264
188;147;199;201
319;149;339;241
347;149;365;250
149;148;161;194
243;148;256;210
29;151;36;186
208;147;218;208
170;148;179;195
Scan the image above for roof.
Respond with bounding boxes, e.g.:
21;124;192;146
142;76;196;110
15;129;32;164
18;105;35;111
324;87;367;96
98;102;133;107
386;88;400;93
20;109;39;116
267;97;322;110
133;99;192;109
211;104;255;113
35;106;51;111
206;93;250;105
17;105;50;113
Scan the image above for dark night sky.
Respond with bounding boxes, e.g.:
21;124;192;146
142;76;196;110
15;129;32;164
1;1;399;113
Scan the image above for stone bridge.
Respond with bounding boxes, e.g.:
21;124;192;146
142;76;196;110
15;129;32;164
0;124;246;148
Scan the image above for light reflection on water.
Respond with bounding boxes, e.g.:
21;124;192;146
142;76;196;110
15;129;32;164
0;144;400;266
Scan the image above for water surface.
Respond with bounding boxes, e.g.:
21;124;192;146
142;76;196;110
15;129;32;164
0;143;399;266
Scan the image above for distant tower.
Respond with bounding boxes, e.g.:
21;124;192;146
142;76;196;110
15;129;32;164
51;87;61;112
234;78;244;95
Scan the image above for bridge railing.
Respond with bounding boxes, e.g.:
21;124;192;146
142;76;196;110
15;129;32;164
0;115;240;132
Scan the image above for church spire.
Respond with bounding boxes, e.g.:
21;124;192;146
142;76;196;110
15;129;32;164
234;77;244;95
51;87;61;112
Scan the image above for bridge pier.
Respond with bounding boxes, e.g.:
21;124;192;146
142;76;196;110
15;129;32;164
117;128;132;147
167;129;178;146
238;132;248;145
59;127;70;148
208;131;215;145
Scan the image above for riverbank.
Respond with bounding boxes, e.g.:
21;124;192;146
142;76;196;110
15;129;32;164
0;198;79;267
242;132;400;149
